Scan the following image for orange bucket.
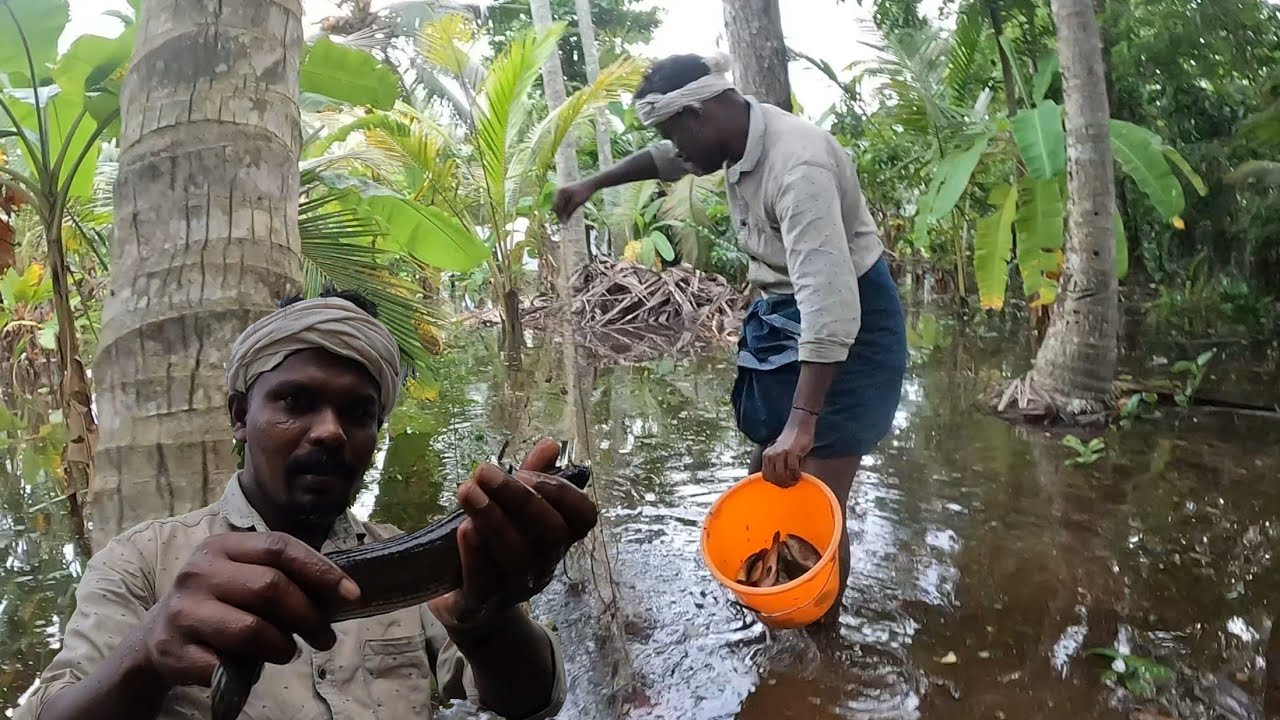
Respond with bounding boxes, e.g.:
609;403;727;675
700;472;844;629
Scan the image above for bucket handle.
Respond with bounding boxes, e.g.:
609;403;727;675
746;562;840;621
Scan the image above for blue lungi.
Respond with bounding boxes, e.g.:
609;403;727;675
730;257;907;459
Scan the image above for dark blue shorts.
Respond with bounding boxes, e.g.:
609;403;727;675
730;257;907;459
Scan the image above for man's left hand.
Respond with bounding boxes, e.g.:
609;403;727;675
429;439;598;631
761;414;816;488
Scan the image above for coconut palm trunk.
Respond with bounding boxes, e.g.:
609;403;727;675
529;0;587;300
721;0;792;112
997;0;1118;422
572;0;620;256
91;0;305;548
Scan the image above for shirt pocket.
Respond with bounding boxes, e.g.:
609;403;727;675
362;632;434;720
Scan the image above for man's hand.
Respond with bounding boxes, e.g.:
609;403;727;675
429;439;598;631
551;183;596;223
761;413;817;488
133;533;360;688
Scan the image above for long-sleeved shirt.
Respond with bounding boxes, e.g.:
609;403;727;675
649;97;885;363
15;474;567;720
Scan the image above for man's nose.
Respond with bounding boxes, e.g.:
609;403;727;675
306;406;347;447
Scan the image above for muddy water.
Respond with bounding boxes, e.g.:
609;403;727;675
2;308;1279;719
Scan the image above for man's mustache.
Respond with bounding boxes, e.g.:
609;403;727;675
286;449;355;478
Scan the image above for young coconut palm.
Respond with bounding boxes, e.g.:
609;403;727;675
412;13;645;352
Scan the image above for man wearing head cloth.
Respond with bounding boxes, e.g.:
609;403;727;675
554;54;907;617
19;289;597;720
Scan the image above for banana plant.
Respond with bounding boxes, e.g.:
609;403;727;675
915;59;1207;310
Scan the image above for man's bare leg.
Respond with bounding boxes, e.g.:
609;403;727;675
749;447;861;622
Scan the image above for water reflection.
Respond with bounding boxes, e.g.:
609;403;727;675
2;309;1279;719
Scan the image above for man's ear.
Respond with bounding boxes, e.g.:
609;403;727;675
228;392;249;443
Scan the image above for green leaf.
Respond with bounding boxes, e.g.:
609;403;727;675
11;92;101;197
51;26;135;101
1110;119;1185;223
0;0;69;86
1012;102;1066;179
1170;360;1197;374
0;263;52;305
478;25;564;209
647;231;675;262
637;237;655;266
1162;147;1207;197
658;173;721;267
360;196;488;272
1062;435;1086;452
36;322;56;350
1114;211;1128;281
1195;349;1216;366
997;36;1032;108
299;38;400;110
84;91;121;138
927;128;994;222
1031;51;1059;103
526;54;646;175
1014;177;1064;307
973;183;1017;310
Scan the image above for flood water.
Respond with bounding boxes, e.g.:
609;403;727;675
3;305;1279;719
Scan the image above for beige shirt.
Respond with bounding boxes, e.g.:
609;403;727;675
650;98;885;363
16;475;567;720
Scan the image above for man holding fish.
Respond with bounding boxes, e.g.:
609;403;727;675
555;54;907;613
17;290;597;720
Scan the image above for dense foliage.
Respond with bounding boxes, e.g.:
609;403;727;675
0;0;1277;473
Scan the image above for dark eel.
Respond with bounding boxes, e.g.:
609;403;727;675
209;460;592;720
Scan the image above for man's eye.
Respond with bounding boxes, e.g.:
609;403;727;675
280;394;307;412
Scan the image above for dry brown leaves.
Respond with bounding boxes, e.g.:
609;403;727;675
527;259;742;364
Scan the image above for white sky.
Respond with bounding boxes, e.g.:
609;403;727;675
65;0;895;120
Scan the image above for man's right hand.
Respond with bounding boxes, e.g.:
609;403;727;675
134;532;360;688
551;182;595;222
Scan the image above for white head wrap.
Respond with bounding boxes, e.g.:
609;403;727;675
634;53;737;127
226;297;402;423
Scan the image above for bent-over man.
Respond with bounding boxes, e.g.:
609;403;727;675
554;54;907;613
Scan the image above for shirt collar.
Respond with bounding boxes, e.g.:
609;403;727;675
220;471;367;549
727;96;767;184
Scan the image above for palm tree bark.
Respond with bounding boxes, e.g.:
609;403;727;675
92;0;304;549
572;0;621;256
529;0;587;300
998;0;1118;421
721;0;792;112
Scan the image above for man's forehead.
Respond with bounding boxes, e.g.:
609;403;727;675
251;349;380;395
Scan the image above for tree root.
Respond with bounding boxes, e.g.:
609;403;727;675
989;374;1113;426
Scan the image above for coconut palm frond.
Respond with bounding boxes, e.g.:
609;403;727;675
459;23;563;220
944;7;995;105
417;11;483;84
506;54;647;212
856;23;969;137
299;191;447;369
526;55;648;174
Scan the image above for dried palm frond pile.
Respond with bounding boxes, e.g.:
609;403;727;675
528;259;741;363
